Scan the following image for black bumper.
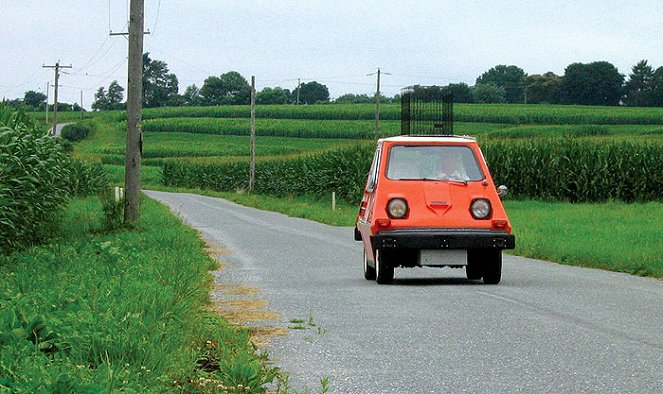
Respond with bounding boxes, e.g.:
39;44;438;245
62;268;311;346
372;228;515;250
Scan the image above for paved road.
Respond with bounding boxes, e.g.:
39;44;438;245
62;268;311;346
49;122;71;136
146;191;663;394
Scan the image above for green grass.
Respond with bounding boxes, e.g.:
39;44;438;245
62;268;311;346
172;189;662;279
504;200;663;278
0;197;278;392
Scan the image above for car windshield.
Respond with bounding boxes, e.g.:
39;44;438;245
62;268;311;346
386;145;484;181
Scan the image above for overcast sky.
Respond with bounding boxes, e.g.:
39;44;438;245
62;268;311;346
2;0;663;109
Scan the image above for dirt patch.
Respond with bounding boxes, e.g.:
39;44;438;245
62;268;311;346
203;239;286;347
213;284;260;297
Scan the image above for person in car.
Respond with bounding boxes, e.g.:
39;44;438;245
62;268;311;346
436;153;469;180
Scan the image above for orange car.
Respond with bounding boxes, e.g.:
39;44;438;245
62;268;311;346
355;135;515;284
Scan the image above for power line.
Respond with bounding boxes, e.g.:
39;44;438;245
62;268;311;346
151;0;162;35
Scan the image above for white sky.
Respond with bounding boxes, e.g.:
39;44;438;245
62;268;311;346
2;0;663;109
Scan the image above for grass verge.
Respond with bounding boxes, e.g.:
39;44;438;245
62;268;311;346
154;188;662;279
0;196;278;392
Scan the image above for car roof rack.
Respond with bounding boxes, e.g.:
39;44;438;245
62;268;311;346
401;85;453;136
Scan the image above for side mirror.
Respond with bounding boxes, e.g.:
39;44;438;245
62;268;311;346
497;185;508;198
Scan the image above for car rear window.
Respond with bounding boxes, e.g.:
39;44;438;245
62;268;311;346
386;145;485;181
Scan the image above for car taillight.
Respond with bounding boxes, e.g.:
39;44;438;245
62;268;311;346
387;198;408;219
470;198;491;219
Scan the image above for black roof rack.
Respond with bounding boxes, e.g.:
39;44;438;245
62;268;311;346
401;85;453;136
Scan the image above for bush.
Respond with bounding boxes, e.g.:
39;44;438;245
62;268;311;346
99;188;125;230
61;121;94;142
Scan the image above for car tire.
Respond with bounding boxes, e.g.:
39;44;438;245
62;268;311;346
466;261;482;280
482;250;502;285
375;249;394;284
364;249;376;280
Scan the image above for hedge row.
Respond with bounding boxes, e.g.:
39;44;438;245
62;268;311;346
142;103;663;125
0;105;108;254
162;139;663;204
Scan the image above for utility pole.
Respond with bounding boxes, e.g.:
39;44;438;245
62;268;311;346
123;0;145;223
45;82;49;124
296;78;301;105
368;68;390;140
43;61;72;135
80;90;84;119
249;76;256;192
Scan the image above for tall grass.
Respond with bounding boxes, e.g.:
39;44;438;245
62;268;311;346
0;197;278;392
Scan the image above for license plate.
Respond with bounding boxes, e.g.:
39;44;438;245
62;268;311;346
419;249;467;266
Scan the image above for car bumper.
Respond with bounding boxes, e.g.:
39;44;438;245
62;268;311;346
372;228;515;250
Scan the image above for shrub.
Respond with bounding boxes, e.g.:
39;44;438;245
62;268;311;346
61;121;94;142
98;188;125;230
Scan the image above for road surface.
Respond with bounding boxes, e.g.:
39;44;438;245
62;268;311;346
146;191;663;394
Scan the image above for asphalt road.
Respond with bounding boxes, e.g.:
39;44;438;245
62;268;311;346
146;191;663;394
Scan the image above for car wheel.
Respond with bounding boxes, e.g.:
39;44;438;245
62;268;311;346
466;261;482;280
364;249;376;280
375;249;394;284
482;250;502;285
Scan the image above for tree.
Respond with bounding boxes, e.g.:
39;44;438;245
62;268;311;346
92;81;125;111
256;87;290;105
624;60;654;107
334;93;373;104
297;81;329;104
200;71;251;105
23;91;47;110
92;87;109;111
561;61;624;106
445;83;473;103
524;72;562;104
651;66;663;107
107;80;125;106
142;53;179;108
181;84;202;106
476;65;526;103
471;83;506;103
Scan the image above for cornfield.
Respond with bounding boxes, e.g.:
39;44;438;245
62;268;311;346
163;138;663;204
141;103;663;125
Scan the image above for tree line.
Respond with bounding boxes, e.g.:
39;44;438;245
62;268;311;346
6;55;663;111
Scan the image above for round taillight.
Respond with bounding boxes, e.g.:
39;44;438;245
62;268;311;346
470;199;491;219
387;198;408;219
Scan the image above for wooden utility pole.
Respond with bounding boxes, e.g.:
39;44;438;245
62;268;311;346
296;78;301;105
43;61;72;135
124;0;145;223
45;82;49;124
249;76;256;192
80;90;84;119
368;68;390;140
